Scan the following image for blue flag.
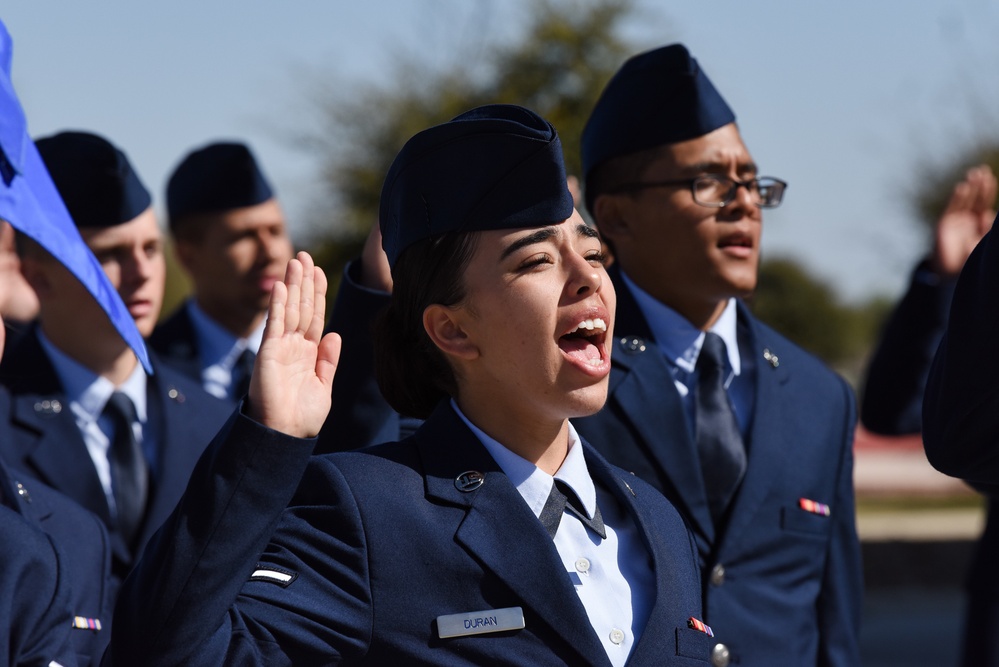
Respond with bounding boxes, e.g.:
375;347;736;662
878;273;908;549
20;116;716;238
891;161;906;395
0;19;151;373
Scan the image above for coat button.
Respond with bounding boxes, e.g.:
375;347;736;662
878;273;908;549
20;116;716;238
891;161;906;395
711;643;731;667
710;564;725;587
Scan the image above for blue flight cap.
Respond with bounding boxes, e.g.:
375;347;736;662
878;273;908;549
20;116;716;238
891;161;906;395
35;131;152;229
166;141;274;229
581;44;735;197
380;104;574;268
0;21;151;373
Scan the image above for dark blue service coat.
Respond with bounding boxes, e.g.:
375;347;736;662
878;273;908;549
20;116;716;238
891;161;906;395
106;402;713;666
571;267;862;667
319;262;863;666
924;226;999;666
1;434;112;667
0;329;230;584
147;302;205;393
0;503;77;667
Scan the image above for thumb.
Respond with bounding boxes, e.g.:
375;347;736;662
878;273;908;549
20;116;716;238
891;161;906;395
316;332;342;388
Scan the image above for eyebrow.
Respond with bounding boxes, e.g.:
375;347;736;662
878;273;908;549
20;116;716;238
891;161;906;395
499;223;599;260
500;227;557;260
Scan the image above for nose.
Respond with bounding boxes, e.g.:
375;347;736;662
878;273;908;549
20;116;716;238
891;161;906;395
567;252;603;298
257;228;291;263
721;179;759;220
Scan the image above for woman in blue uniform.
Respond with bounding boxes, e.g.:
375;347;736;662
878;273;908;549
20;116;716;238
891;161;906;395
107;105;712;666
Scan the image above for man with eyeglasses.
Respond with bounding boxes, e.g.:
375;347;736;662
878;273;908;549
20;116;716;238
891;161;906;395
574;44;862;667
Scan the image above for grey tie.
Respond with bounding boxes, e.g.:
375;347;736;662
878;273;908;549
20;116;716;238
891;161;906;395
695;332;747;524
233;348;255;400
538;479;606;540
103;391;149;546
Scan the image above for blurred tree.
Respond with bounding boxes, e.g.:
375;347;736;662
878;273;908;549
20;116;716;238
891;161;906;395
291;0;891;377
913;143;999;231
299;0;638;279
751;257;891;380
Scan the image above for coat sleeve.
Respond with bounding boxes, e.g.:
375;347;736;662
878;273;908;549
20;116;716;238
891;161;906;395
924;226;999;488
816;378;864;667
861;259;955;435
317;260;419;454
103;409;343;666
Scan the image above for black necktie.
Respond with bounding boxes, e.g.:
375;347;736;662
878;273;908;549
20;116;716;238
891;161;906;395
539;479;606;540
695;332;747;524
103;392;148;546
233;348;255;400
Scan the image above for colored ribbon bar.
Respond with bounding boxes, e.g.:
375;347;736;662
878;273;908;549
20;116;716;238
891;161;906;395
799;498;831;516
688;617;714;637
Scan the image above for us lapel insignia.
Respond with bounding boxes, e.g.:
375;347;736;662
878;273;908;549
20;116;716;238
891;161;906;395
620;336;647;354
687;617;714;636
167;387;185;403
799;498;831;516
455;471;485;492
33;399;62;417
437;607;525;638
762;348;779;368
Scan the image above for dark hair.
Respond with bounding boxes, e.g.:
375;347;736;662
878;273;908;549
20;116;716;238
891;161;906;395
375;231;479;419
584;145;668;255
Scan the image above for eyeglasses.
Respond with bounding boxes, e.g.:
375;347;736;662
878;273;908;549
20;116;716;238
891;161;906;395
610;174;788;209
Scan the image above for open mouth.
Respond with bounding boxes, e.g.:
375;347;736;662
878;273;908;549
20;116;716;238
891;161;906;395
718;232;754;253
558;317;608;367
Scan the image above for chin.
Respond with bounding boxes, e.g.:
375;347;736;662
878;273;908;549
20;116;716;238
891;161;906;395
561;381;610;419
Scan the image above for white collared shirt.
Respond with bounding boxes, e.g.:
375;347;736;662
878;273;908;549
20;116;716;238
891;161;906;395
453;401;654;667
187;300;264;401
39;333;150;515
620;270;751;437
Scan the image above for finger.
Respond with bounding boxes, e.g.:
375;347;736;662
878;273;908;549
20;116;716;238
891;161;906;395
284;256;304;334
979;166;999;212
308;265;328;344
945;181;972;216
316;332;342;388
263;278;289;341
297;252;316;336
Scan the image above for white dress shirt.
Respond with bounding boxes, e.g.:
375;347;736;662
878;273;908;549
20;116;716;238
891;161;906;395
453;401;655;667
187;300;265;401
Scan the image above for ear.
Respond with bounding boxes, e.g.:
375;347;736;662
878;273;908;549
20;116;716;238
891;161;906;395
423;303;479;361
19;256;53;297
593;194;632;244
172;238;197;272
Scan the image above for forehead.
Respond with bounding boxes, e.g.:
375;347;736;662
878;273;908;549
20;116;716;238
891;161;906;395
212;198;285;232
81;208;160;248
648;123;754;174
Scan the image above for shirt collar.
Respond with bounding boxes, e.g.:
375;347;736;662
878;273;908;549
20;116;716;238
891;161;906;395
451;400;598;520
38;331;149;422
187;300;264;368
620;269;741;376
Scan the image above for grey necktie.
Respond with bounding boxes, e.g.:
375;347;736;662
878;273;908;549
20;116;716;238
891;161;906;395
233;348;255;400
103;391;149;546
538;479;606;540
695;332;747;524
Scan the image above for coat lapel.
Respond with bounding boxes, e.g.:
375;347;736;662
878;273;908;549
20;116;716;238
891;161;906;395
718;308;791;552
585;449;697;664
0;335;112;524
416;404;612;667
607;269;714;545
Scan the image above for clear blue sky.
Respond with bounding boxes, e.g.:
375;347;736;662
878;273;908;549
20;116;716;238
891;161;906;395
5;0;998;302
